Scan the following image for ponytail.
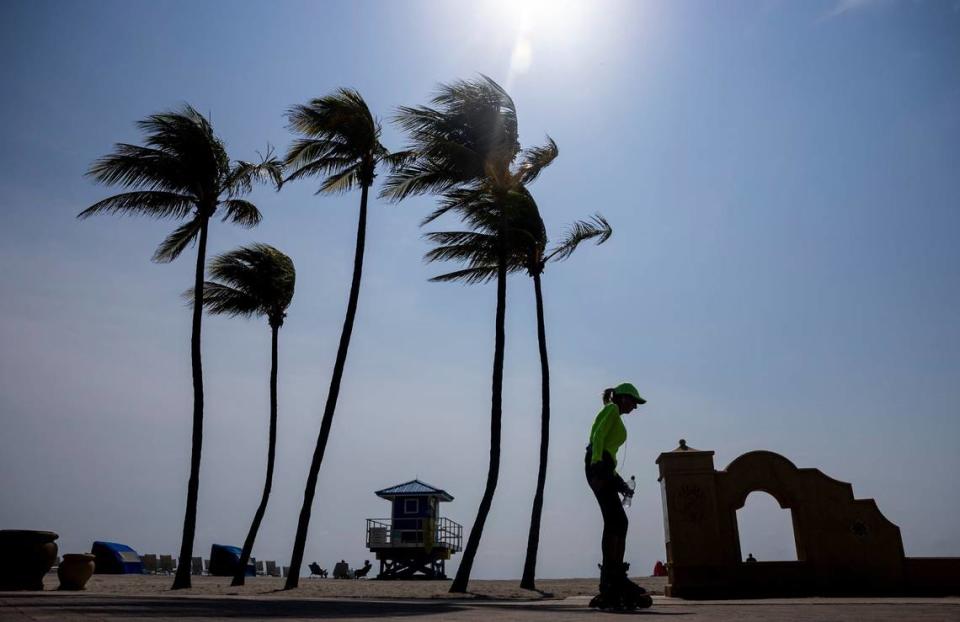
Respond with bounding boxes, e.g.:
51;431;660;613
602;388;616;404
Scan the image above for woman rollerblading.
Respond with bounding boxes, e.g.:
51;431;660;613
585;383;653;611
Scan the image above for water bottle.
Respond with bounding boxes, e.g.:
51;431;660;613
622;476;636;508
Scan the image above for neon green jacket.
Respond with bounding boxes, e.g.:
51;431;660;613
589;403;626;467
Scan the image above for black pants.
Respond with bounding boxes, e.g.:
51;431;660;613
585;446;628;570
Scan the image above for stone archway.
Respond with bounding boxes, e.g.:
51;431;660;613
656;441;959;598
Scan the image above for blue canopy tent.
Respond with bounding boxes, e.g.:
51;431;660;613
91;541;143;574
208;544;255;577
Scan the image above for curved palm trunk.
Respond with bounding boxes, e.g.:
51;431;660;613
450;252;508;593
172;216;209;590
285;184;369;589
231;323;280;586
520;271;549;590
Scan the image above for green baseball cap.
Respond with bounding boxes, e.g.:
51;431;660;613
614;382;646;405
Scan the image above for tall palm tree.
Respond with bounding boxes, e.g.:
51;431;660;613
518;214;612;590
79;106;282;590
424;192;613;592
189;244;295;587
281;89;400;589
384;76;557;593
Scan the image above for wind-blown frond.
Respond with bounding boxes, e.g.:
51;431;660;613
317;163;362;194
225;148;284;196
429;265;504;285
546;213;613;263
82;104;273;263
189;282;261;319
85;144;193;193
515;137;558;185
384;75;523;203
189;243;296;325
284;88;389;193
77;191;195;220
220;199;262;228
152;217;202;263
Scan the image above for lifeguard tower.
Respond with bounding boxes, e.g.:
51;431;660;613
366;480;463;579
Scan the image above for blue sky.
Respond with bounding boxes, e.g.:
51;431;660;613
1;0;958;578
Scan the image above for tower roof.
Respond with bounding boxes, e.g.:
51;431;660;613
375;479;454;502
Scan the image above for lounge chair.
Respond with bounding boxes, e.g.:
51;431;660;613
308;562;327;578
256;560;266;576
282;566;290;578
353;560;372;579
332;561;351;579
158;555;176;575
141;554;158;574
265;560;279;577
191;557;203;575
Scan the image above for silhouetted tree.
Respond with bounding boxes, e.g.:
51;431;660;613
79;106;281;589
424;187;613;591
384;76;557;593
189;244;295;587
282;89;402;588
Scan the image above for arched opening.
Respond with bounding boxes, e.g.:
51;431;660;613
736;491;798;562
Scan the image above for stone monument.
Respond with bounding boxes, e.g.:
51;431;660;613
657;440;960;598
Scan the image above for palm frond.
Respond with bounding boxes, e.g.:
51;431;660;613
429;265;502;285
545;213;613;263
317;163;362;195
85;144;192;193
187;281;261;319
136;104;230;191
220;199;262;228
225;147;284;196
152;216;202;263
515;137;558;184
78;191;195;220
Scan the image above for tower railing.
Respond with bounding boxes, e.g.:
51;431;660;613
365;517;463;552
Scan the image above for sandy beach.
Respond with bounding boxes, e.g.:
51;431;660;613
35;573;666;600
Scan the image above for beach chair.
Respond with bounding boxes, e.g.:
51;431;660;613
256;560;265;576
353;560;372;579
141;554;158;574
191;557;203;575
282;566;290;578
332;561;351;579
265;561;279;577
158;555;175;575
203;559;210;575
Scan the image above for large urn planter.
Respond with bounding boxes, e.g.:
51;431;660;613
0;530;59;590
58;553;96;590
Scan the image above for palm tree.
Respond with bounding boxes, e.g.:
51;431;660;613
281;89;400;589
518;213;611;590
78;106;282;590
424;192;613;592
383;76;558;593
189;244;295;587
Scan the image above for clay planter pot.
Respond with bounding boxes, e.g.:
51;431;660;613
0;530;59;590
58;553;96;590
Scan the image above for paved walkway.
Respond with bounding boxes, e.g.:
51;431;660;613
2;593;959;621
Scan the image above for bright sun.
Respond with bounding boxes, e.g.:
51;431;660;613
492;0;591;81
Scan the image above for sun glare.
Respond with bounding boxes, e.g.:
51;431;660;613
493;0;591;85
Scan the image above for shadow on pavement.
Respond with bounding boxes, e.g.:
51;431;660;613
1;594;463;619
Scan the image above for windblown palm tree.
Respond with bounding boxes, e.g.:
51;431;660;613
383;76;558;593
78;106;282;590
282;89;401;589
424;188;613;592
189;244;295;587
